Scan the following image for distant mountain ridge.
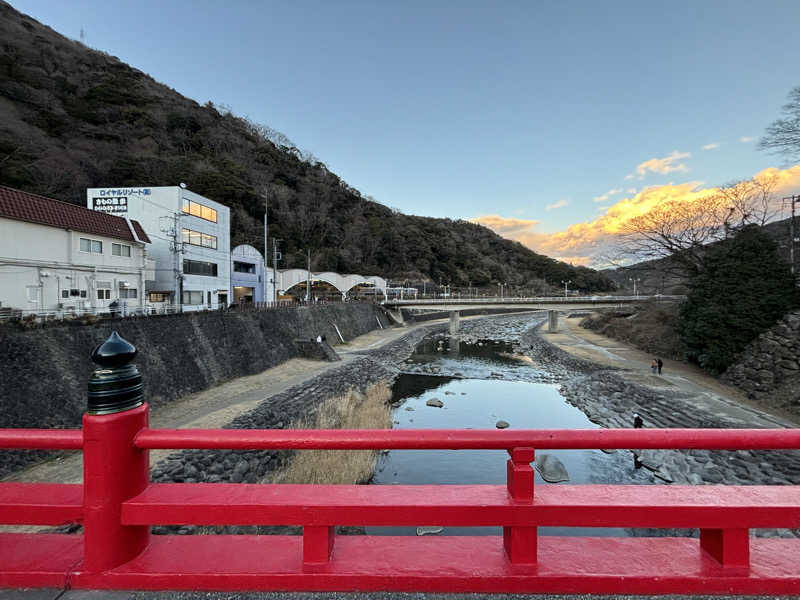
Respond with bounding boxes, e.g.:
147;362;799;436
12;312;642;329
0;1;612;291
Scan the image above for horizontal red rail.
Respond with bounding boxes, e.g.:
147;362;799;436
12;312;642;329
134;427;800;450
0;429;83;450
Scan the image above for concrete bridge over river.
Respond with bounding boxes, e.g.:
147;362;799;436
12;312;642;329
383;294;683;311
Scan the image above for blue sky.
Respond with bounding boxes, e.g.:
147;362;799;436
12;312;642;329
9;0;800;262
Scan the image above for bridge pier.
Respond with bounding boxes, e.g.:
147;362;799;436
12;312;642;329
449;311;460;335
547;310;559;332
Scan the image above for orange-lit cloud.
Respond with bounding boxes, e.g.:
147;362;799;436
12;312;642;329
472;165;800;268
635;150;691;178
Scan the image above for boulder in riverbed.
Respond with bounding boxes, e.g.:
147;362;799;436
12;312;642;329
535;454;569;483
495;420;510;429
426;398;444;408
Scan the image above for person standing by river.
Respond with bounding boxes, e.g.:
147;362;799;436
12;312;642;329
650;359;658;374
657;358;663;375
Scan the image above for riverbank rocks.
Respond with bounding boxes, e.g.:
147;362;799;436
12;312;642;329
426;398;444;408
495;420;510;429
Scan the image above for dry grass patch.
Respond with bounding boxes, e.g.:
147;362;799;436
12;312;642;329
270;383;392;485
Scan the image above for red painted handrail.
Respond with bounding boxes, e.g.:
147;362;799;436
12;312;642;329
133;427;800;450
0;429;83;450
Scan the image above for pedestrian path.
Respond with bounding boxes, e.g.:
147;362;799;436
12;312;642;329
546;316;799;429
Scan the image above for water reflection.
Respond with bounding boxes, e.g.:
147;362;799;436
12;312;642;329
370;375;630;538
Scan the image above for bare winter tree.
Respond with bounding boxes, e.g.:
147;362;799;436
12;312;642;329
615;174;780;276
759;86;800;164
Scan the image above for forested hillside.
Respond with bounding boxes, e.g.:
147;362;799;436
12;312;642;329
0;1;611;291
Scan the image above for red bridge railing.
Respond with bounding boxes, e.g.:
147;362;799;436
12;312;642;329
4;421;800;594
2;331;800;594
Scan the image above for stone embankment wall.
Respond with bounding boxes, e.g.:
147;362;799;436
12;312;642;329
721;311;800;401
0;303;389;432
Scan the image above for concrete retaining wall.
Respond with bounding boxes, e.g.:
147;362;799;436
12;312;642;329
0;303;389;475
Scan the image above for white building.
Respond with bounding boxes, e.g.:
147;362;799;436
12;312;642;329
231;244;265;303
0;186;153;314
87;186;231;310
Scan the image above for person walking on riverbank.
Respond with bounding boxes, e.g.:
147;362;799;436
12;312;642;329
650;359;658;374
657;358;663;375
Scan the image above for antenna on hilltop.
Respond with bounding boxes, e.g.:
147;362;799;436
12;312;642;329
79;27;86;44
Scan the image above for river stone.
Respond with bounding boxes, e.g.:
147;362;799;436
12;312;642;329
534;454;569;483
416;526;444;536
600;448;617;454
426;398;444;408
495;420;510;429
405;406;415;411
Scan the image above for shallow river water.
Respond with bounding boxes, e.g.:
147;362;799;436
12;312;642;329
368;334;644;537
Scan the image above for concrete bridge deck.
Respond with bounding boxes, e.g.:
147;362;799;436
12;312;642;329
383;295;683;312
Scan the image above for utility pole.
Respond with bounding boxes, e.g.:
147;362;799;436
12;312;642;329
162;213;184;311
264;187;269;302
784;195;800;277
272;238;281;303
306;248;311;303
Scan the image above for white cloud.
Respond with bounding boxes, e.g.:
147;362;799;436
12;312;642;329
546;199;569;211
635;150;691;178
624;174;635;180
740;136;755;143
702;143;719;151
626;188;637;194
592;188;622;203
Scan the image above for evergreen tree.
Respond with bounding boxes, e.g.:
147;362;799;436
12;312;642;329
678;225;799;373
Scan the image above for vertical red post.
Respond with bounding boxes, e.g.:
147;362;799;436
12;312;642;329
504;446;536;565
700;528;750;569
303;525;335;570
82;331;150;573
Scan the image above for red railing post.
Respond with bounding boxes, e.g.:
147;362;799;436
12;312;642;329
700;528;750;569
82;332;150;573
303;526;335;570
504;446;536;564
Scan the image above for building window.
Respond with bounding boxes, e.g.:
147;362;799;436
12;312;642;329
183;259;218;277
80;290;87;298
96;281;111;300
119;288;137;299
182;290;203;305
233;261;256;274
182;199;218;223
181;228;217;249
61;290;69;299
148;292;167;302
79;238;103;253
112;243;131;257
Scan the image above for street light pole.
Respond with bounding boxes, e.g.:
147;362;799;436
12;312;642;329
629;277;641;297
561;279;571;298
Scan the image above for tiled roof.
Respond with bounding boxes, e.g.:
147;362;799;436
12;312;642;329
0;186;151;244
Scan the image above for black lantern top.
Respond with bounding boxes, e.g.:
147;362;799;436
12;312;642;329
87;331;143;415
90;330;137;368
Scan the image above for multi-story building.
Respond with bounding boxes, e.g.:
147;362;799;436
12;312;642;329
231;244;265;303
0;186;153;313
87;186;231;310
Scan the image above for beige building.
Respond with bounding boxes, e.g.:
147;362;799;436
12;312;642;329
0;186;153;314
